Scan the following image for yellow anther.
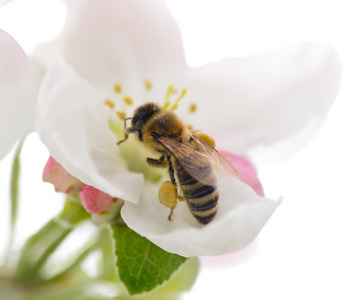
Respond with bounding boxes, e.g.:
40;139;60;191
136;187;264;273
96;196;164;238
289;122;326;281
104;98;115;109
163;101;171;110
113;83;122;94
116;110;127;120
123;96;133;106
170;88;187;111
144;79;152;90
169;85;177;94
170;103;179;111
189;102;197;113
195;132;216;148
158;180;177;209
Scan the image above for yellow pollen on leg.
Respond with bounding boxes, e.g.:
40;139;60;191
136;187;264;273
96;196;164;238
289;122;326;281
144;79;152;90
122;96;133;106
195;132;216;148
177;195;185;202
189;102;197;113
104;98;115;109
113;83;122;94
158;180;177;209
116;110;127;120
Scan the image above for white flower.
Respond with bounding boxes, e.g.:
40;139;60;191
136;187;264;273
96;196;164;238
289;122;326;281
35;0;341;257
0;30;40;159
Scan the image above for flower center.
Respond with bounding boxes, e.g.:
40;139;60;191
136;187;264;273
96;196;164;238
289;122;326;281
103;80;198;183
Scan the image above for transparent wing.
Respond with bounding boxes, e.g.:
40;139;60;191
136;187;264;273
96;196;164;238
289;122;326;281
157;136;217;186
187;131;239;178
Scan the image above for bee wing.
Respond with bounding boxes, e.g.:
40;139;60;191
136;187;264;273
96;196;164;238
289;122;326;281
157;136;217;186
187;131;239;178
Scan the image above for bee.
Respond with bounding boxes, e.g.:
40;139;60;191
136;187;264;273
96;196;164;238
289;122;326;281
118;102;238;224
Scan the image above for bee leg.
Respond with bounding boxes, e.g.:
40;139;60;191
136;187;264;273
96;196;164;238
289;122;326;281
146;155;167;168
168;207;175;221
166;155;179;222
167;155;177;188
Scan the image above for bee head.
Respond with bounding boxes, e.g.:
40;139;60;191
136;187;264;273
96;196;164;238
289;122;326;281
132;103;160;130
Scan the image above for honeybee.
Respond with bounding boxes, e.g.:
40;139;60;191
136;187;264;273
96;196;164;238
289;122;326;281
118;102;238;224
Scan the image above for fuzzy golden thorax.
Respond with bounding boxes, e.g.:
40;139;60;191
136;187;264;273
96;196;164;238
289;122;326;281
142;109;188;153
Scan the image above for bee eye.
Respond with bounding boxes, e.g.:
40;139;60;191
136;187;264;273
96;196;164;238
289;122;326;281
151;132;160;139
132;112;145;128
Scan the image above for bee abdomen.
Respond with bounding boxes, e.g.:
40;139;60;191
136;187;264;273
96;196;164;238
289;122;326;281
186;190;219;224
177;167;219;225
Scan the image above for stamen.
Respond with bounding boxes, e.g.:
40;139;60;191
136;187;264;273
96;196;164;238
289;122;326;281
113;83;122;94
158;180;177;209
170;88;187;111
163;85;175;110
195;132;216;148
123;96;133;106
104;98;115;109
189;102;197;113
144;79;152;90
116;110;127;120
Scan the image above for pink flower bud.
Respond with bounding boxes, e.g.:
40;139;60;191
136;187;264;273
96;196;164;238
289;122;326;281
220;151;264;197
80;184;115;214
42;156;83;193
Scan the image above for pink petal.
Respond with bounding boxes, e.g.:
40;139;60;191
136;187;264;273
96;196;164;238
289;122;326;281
80;184;115;214
43;156;83;193
220;151;264;197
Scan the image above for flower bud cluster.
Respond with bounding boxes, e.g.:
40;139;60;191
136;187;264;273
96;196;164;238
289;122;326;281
43;156;122;223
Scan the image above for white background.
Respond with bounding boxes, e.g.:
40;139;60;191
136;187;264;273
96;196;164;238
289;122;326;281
1;0;361;299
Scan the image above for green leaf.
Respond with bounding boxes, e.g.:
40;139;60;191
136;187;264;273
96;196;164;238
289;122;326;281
111;225;187;295
154;257;200;294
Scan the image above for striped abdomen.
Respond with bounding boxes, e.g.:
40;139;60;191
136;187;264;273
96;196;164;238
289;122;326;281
174;161;218;224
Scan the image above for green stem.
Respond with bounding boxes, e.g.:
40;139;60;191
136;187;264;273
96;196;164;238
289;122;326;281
44;234;99;284
14;200;90;283
14;218;72;283
3;139;24;266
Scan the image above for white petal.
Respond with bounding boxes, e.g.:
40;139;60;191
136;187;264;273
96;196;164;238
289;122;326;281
36;58;144;203
122;177;281;257
181;43;341;154
0;30;40;159
33;0;187;90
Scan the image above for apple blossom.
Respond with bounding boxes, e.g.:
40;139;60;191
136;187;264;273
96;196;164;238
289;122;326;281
34;0;341;257
0;29;40;160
